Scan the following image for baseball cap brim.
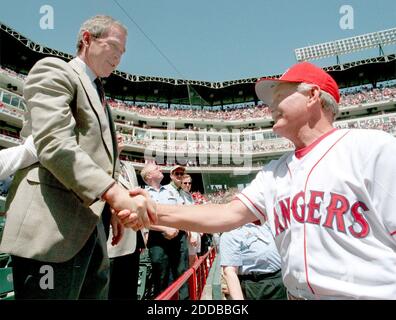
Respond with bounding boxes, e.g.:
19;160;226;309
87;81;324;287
255;62;340;105
170;165;185;173
255;78;302;106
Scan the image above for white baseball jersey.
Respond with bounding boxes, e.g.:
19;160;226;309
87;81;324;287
237;128;396;299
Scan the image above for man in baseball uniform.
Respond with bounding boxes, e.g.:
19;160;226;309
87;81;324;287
126;61;396;299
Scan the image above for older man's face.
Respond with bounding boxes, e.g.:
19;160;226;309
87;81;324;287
270;83;310;139
148;165;163;183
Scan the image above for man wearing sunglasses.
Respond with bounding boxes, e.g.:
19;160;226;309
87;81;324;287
155;165;190;300
166;166;187;201
162;165;191;299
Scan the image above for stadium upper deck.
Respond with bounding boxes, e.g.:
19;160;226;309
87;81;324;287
1;21;396;105
1;21;396;175
1;77;396;172
0;21;396;196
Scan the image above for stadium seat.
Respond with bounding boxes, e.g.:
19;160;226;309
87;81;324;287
0;255;14;300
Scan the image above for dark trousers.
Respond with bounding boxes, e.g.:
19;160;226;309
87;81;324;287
239;270;287;300
198;234;212;256
108;250;141;300
11;220;110;300
148;233;189;300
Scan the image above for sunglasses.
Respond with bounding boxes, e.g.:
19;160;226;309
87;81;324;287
183;182;192;185
173;172;184;176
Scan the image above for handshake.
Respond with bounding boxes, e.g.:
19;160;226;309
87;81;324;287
103;183;157;232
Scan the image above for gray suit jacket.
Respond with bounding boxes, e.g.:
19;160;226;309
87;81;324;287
0;57;118;263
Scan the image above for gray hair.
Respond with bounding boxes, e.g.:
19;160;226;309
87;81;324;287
76;15;127;53
297;82;339;119
140;163;157;183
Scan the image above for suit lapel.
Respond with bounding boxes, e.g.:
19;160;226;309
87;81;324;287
68;59;115;165
118;161;138;189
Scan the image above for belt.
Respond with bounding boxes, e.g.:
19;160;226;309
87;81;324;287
238;269;281;281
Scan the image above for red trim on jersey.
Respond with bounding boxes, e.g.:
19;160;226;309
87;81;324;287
238;193;267;220
390;230;396;236
295;128;338;159
302;129;351;295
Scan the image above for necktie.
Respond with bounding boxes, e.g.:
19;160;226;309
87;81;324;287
94;77;105;106
95;78;118;172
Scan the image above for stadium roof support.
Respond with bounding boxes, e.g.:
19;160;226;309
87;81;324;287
2;21;396;106
0;22;260;90
295;27;396;62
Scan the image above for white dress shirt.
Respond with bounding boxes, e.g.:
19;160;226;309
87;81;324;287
0;135;38;180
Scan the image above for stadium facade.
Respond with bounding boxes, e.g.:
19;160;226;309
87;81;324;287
0;22;396;201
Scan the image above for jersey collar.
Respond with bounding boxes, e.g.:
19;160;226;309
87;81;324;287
295;128;338;159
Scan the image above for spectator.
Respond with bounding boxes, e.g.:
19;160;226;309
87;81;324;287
220;221;287;300
141;163;188;299
107;134;145;300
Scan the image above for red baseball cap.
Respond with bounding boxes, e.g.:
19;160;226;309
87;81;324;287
255;62;340;105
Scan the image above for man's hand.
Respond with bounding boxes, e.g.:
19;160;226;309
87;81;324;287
110;211;125;246
162;227;179;240
102;184;157;229
128;188;157;220
118;188;157;231
189;231;199;247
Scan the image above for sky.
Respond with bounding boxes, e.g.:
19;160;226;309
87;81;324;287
0;0;395;82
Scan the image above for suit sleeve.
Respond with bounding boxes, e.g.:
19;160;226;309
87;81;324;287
23;58;115;206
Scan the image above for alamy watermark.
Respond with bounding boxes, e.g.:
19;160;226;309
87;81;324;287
142;121;253;175
39;265;54;290
39;5;54;30
339;5;354;30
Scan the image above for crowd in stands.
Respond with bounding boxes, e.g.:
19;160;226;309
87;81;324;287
0;129;22;144
334;115;396;135
205;188;239;204
118;114;396;155
186;189;240;205
0;101;24;120
108;84;396;121
108;99;272;121
1;113;395;161
0;66;26;81
191;191;208;204
127;136;294;155
339;84;396;107
2;65;396;123
2;65;396;169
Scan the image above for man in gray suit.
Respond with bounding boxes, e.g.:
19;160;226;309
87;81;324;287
0;15;155;299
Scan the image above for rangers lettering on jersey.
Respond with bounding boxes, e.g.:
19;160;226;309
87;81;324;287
237;128;396;299
273;191;369;238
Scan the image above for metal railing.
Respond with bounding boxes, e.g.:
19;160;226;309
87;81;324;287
155;247;216;300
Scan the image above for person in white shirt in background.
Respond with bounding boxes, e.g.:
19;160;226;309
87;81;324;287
0;135;37;180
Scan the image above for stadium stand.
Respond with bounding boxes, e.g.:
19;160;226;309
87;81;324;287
0;21;396;300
